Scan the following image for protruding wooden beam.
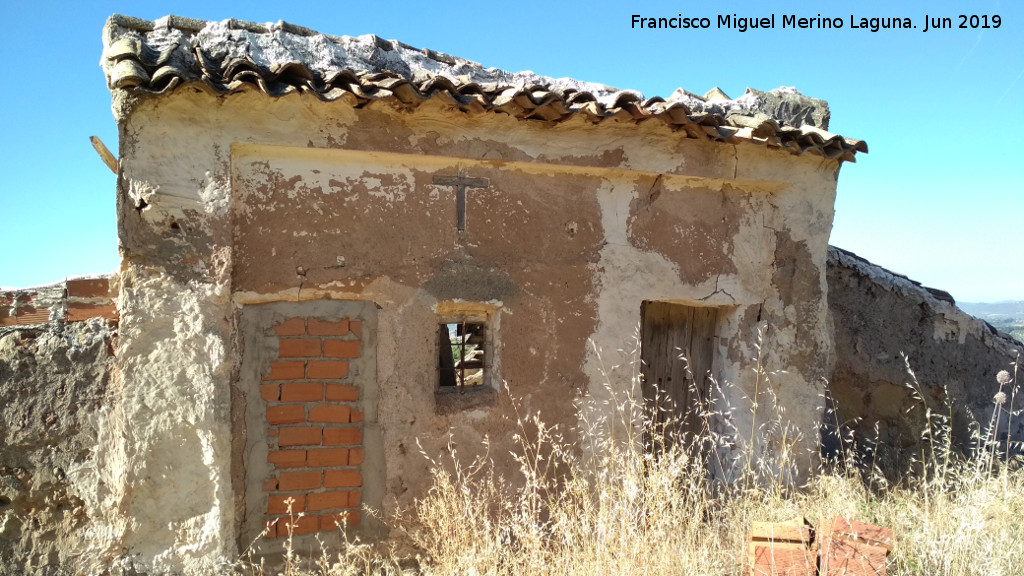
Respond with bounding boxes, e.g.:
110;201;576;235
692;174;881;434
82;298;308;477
90;136;118;175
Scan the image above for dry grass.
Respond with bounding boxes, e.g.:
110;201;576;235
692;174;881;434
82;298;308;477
241;339;1024;576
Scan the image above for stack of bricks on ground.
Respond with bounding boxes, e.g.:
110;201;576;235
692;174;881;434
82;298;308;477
746;517;894;576
262;316;365;536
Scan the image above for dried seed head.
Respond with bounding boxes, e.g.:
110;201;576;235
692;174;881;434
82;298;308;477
997;370;1012;385
994;391;1008;405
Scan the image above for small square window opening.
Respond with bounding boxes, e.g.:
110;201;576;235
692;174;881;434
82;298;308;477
438;321;486;390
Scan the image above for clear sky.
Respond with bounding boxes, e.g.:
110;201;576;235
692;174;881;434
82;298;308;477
1;0;1021;302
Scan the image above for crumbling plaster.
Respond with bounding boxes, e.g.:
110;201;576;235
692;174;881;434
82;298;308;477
104;85;843;572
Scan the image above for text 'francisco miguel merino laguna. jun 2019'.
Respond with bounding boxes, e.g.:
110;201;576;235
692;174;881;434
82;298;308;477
630;13;1003;33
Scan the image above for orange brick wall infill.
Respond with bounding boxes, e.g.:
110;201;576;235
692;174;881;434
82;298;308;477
263;316;364;537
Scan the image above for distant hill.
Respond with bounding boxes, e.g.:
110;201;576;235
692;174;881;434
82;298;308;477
959;301;1024;318
960;301;1024;342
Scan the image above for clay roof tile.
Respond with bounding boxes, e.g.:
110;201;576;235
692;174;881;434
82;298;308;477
102;14;866;161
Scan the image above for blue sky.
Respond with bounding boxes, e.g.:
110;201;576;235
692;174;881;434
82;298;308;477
1;0;1021;302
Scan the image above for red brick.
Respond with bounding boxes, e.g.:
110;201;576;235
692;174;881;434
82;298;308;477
268;494;305;515
278;427;322;447
350;409;364;423
273;317;306;336
260;384;280;402
66;278;111;298
325;384;358;402
323;340;361;359
827;517;894;549
307;448;348;468
323;427;362;446
0;306;48;326
319;510;360;531
348;448;364;466
308;490;352;512
263;518;280;536
349;321;362;338
348;490;361;508
267;405;306;425
277;515;318;537
746;519;815;576
818;537;888;576
324;469;362;488
268;450;306;469
266;361;305;381
279;338;322;358
308;361;348;379
263;477;278;492
67;303;118;322
278;470;322;491
750;545;816;576
309;405;351;424
281;382;324;402
308;318;349;336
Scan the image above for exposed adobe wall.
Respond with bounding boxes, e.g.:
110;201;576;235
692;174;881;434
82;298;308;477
0;318;117;575
826;246;1023;474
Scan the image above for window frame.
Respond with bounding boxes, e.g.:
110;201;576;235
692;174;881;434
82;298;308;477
435;302;499;394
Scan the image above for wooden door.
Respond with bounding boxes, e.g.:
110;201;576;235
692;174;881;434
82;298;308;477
640;301;718;449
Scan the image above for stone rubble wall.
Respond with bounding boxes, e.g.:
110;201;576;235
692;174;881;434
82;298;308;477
0;318;117;575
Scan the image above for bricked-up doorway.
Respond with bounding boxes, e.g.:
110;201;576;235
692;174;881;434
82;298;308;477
234;300;382;552
640;301;719;449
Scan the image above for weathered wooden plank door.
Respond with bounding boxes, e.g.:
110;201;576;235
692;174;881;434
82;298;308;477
640;301;718;450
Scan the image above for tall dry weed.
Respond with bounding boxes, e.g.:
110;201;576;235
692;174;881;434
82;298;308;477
240;330;1024;576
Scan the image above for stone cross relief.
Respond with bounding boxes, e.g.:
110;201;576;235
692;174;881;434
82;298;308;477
433;170;489;232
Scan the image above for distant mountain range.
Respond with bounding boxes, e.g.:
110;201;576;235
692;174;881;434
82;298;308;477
959;301;1024;341
959;301;1024;319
